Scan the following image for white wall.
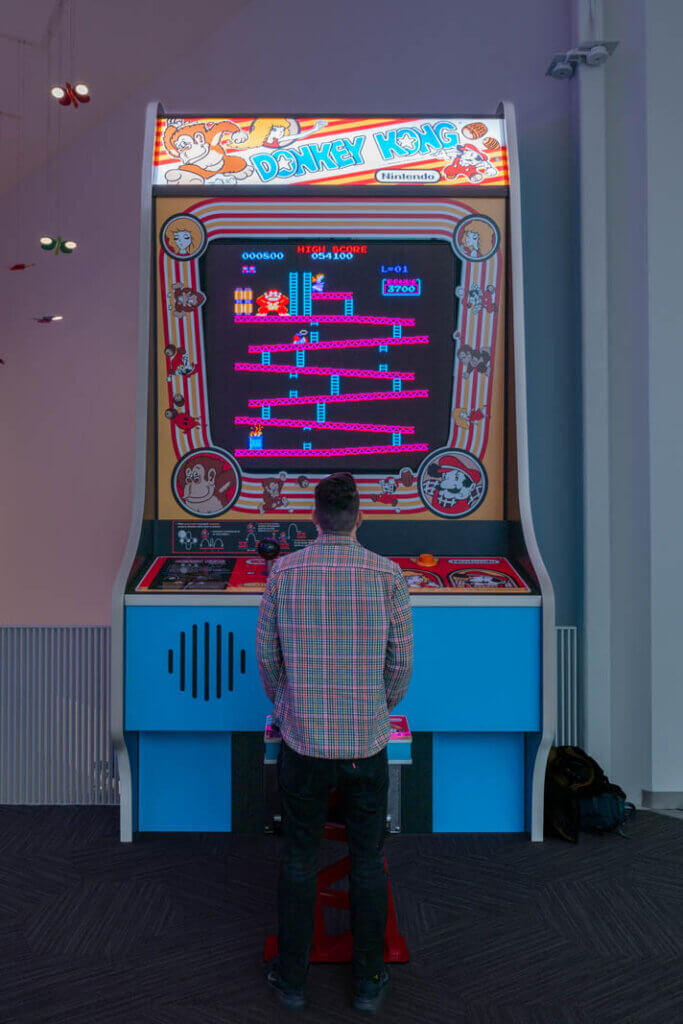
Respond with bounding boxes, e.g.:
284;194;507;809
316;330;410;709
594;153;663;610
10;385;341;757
604;0;651;803
0;0;579;630
602;0;683;802
644;0;683;798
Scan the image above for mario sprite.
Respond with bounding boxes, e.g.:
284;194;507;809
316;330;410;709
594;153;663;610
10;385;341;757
421;452;485;515
165;346;197;381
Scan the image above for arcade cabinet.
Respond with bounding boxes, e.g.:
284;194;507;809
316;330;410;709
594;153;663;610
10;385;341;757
112;106;555;841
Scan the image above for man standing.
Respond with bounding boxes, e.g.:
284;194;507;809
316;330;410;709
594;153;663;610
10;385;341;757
256;472;413;1012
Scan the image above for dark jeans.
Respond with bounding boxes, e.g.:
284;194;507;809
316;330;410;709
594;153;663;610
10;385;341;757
277;741;389;988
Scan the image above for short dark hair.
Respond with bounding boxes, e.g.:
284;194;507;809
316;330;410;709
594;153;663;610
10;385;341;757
314;472;360;533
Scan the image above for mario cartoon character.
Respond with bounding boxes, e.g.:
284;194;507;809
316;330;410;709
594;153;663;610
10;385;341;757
260;472;290;513
481;285;498;313
467;572;510;588
420;451;486;517
162;119;253;184
370;468;414;511
164;345;198;381
453;405;489;431
403;571;441;589
197;528;223;550
168;283;206;316
449;569;514;589
292;329;308;345
371;476;400;509
442;143;498;183
455;283;484;311
256;289;290;315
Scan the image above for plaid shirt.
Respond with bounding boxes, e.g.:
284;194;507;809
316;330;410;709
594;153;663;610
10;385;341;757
256;533;413;759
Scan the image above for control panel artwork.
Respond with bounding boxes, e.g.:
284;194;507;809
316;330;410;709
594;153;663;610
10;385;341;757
135;554;530;594
393;556;530;593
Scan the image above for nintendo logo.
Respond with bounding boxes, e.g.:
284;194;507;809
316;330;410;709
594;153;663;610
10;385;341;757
375;168;441;184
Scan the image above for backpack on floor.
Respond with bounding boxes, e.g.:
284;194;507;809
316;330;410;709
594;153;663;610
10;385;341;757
544;745;636;842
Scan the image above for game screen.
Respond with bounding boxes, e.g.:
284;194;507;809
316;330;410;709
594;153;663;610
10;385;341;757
199;239;458;474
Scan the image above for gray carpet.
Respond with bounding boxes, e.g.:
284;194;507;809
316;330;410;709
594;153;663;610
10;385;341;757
0;807;681;1023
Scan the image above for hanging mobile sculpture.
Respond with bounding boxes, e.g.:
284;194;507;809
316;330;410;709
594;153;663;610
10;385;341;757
50;82;90;108
39;235;77;253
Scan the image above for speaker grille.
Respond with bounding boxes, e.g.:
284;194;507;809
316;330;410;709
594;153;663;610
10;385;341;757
167;624;246;699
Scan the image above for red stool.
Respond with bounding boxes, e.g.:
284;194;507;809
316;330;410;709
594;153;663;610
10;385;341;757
264;818;409;964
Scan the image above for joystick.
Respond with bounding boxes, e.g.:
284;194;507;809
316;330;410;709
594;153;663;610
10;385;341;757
257;538;281;578
417;553;438;567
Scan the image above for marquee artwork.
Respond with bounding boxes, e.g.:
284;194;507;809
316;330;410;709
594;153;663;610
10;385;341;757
154;116;509;188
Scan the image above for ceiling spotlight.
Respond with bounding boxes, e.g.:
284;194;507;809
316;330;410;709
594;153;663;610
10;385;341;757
546;40;618;79
585;44;609;67
40;235;57;250
61;240;77;252
547;56;576;79
73;83;90;102
33;315;63;323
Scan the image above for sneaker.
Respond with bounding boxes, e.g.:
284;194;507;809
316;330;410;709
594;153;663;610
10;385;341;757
353;968;389;1013
266;961;307;1011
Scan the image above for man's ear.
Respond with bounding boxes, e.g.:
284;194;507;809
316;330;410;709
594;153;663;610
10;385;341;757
356;509;363;529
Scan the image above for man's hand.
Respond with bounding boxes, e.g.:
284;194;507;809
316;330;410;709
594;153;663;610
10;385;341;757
256;573;285;702
384;571;413;709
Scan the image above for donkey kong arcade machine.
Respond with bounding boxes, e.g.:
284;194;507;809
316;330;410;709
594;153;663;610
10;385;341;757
112;106;555;842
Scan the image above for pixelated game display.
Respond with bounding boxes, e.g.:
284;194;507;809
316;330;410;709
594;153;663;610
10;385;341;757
200;240;458;473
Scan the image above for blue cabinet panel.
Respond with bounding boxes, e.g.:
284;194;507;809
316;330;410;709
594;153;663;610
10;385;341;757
433;733;525;832
395;607;540;731
125;606;270;730
139;731;231;831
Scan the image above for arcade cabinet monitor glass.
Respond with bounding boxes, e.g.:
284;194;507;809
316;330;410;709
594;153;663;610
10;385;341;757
200;238;456;474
